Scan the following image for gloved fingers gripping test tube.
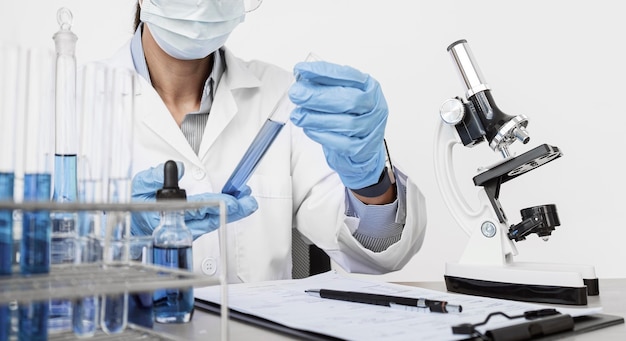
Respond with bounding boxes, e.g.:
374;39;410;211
221;53;320;197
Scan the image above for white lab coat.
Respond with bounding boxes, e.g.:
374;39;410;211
103;41;427;284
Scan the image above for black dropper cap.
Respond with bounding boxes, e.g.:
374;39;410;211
156;160;187;201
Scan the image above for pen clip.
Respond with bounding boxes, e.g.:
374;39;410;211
389;302;429;312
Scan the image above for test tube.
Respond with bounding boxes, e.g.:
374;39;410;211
106;67;134;205
19;46;56;341
221;53;319;197
0;43;21;341
101;217;129;335
127;236;154;328
72;61;110;337
220;94;290;196
100;67;135;335
50;7;80;332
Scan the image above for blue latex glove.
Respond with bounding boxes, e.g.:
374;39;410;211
288;61;388;190
131;162;258;240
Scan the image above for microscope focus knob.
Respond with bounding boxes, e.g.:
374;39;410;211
440;98;465;125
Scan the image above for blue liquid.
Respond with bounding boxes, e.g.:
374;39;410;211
222;119;284;197
20;173;51;274
50;154;77;264
101;294;127;334
128;245;153;328
100;211;131;333
20;173;51;341
0;172;14;341
19;301;49;341
153;245;194;323
72;296;98;337
52;154;78;204
128;293;153;328
51;154;78;332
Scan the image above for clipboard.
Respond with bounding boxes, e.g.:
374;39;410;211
194;298;624;341
194;299;342;341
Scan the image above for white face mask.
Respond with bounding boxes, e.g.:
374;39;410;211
140;0;246;60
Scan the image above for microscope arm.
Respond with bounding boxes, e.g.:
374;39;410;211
434;119;518;265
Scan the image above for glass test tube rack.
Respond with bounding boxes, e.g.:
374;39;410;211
0;200;229;341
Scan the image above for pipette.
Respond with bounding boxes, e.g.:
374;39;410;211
222;53;319;197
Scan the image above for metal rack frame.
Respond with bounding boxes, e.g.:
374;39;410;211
0;200;230;340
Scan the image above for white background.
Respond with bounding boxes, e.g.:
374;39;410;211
1;0;624;282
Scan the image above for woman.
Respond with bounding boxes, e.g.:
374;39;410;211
106;0;427;284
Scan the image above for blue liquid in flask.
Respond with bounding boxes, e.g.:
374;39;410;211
0;172;14;341
222;119;284;197
20;173;52;341
153;245;194;323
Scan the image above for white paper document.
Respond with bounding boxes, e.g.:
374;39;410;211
194;271;601;341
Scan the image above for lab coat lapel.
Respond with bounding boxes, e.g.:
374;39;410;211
197;48;262;160
137;76;199;163
107;39;199;164
197;78;237;159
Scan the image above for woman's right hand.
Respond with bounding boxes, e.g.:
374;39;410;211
130;162;258;240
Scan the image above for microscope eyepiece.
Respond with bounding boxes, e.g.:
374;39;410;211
448;39;489;98
446;39;531;157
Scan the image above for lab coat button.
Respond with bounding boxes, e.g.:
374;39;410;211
201;257;217;275
192;167;206;180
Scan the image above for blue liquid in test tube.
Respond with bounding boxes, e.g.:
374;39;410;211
222;119;284;197
0;172;14;341
101;294;127;334
220;55;310;197
21;174;51;274
50;154;78;332
72;226;101;336
19;173;51;341
72;285;98;336
101;211;130;334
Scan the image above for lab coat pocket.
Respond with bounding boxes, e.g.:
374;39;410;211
233;173;294;282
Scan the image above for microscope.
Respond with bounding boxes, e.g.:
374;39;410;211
435;39;598;305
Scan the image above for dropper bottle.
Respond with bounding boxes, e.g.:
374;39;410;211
152;161;194;323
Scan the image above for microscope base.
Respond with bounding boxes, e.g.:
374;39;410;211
444;262;597;305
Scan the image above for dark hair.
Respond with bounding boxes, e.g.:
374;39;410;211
134;3;141;31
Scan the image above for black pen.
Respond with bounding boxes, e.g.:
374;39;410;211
305;289;462;313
